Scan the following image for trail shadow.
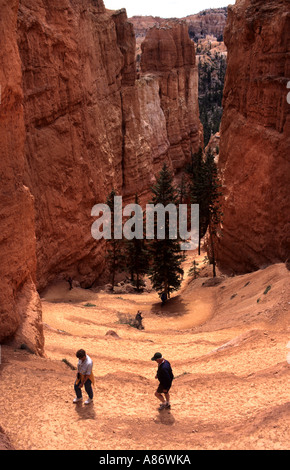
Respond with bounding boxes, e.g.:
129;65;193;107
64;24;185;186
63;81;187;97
0;346;36;374
74;402;97;421
151;295;188;318
40;282;100;305
155;409;176;426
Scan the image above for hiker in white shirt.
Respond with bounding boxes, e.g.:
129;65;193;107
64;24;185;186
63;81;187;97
73;349;94;405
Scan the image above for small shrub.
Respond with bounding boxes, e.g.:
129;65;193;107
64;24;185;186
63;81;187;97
263;285;271;295
117;313;138;329
62;359;76;370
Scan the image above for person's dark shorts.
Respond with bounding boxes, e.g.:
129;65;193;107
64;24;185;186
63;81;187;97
157;383;172;394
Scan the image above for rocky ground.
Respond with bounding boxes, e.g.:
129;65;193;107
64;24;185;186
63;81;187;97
0;252;289;450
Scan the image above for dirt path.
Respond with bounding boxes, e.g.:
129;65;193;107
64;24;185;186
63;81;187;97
0;260;289;450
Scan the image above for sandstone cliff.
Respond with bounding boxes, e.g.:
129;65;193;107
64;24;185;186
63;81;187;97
130;8;228;44
17;3;200;292
141;22;202;170
217;0;290;273
0;0;43;353
18;0;127;292
0;1;201;347
186;7;228;42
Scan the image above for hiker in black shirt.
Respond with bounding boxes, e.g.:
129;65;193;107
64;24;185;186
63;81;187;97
151;352;174;411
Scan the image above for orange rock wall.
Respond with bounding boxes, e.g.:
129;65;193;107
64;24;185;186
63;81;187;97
217;0;290;273
141;22;202;169
0;1;201;345
16;3;201;291
0;0;43;353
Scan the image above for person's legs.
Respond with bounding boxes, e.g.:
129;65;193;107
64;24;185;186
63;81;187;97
155;383;169;409
155;384;171;409
164;391;171;408
84;379;93;400
74;380;82;399
155;390;165;403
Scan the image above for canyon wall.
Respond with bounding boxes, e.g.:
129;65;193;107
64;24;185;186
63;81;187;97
141;22;202;170
18;2;200;291
130;8;228;44
217;0;290;274
0;0;43;353
0;0;201;346
18;0;126;291
186;8;228;41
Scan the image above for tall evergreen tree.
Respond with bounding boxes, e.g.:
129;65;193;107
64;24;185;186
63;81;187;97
186;147;209;255
125;194;149;292
148;164;184;300
105;189;125;290
177;173;189;263
186;148;223;276
177;173;188;205
203;151;223;277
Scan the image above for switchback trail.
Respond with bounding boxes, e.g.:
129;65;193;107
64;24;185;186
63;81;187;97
0;259;289;450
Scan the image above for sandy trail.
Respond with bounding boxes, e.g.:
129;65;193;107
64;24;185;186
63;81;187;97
0;256;289;450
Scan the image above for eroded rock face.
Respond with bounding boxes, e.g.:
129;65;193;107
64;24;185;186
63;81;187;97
16;4;202;290
217;0;290;274
0;2;201;346
130;8;228;44
18;7;202;291
186;8;227;41
0;0;43;354
141;21;202;170
18;0;126;291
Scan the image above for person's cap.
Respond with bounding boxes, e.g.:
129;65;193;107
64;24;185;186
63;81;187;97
151;352;162;361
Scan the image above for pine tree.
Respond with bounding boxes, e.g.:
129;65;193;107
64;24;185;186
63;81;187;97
188;260;200;279
177;173;188;205
203;151;223;277
148;164;184;300
186;148;209;255
105;189;125;290
186;148;223;276
177;173;188;263
125;194;149;292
